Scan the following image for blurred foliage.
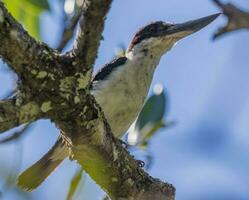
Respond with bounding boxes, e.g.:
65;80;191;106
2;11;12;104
127;84;176;170
66;168;85;200
136;87;166;129
3;0;49;39
128;84;169;148
0;144;30;200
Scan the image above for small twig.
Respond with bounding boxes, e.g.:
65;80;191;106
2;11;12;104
212;0;249;39
102;195;110;200
0;124;32;144
57;5;82;51
2;89;16;100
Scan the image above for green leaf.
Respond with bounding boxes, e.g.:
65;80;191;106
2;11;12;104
66;168;84;200
3;0;49;39
135;88;166;131
128;85;168;146
139;120;165;148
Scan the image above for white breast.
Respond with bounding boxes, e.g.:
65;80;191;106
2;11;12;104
91;55;159;138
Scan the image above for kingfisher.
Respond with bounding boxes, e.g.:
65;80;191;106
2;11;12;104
17;14;220;191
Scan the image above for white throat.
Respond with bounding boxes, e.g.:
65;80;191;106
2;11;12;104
91;51;161;138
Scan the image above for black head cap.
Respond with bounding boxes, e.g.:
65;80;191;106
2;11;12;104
127;14;220;52
128;21;173;51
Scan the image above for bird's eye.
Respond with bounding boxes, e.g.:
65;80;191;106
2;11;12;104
150;27;156;31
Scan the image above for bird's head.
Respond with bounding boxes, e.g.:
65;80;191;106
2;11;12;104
126;13;220;58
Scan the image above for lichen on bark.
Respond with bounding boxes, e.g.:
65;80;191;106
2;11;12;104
0;1;175;199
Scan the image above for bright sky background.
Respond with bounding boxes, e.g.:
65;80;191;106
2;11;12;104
1;0;249;199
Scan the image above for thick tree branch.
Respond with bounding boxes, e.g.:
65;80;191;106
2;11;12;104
0;99;19;133
54;95;175;200
213;0;249;39
0;99;40;133
0;1;176;199
65;0;112;73
0;2;58;77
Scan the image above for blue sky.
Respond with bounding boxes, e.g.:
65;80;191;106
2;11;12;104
1;0;249;199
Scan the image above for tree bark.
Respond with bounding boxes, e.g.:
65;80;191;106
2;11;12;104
213;0;249;39
0;1;175;199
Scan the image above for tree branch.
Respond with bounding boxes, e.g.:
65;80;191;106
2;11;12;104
0;1;176;199
54;95;175;200
0;124;31;144
0;99;19;133
0;98;41;133
65;0;112;72
213;0;249;39
0;2;58;77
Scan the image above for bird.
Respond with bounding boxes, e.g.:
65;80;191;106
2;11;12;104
17;13;220;191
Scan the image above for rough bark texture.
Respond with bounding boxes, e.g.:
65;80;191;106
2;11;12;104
0;1;175;199
213;0;249;39
65;0;113;73
0;98;39;133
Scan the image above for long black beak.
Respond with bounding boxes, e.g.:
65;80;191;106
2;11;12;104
166;13;220;38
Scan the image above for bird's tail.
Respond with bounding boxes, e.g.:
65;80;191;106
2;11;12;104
17;136;68;191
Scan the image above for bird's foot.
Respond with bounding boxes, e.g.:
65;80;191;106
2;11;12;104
137;160;145;168
119;139;128;149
